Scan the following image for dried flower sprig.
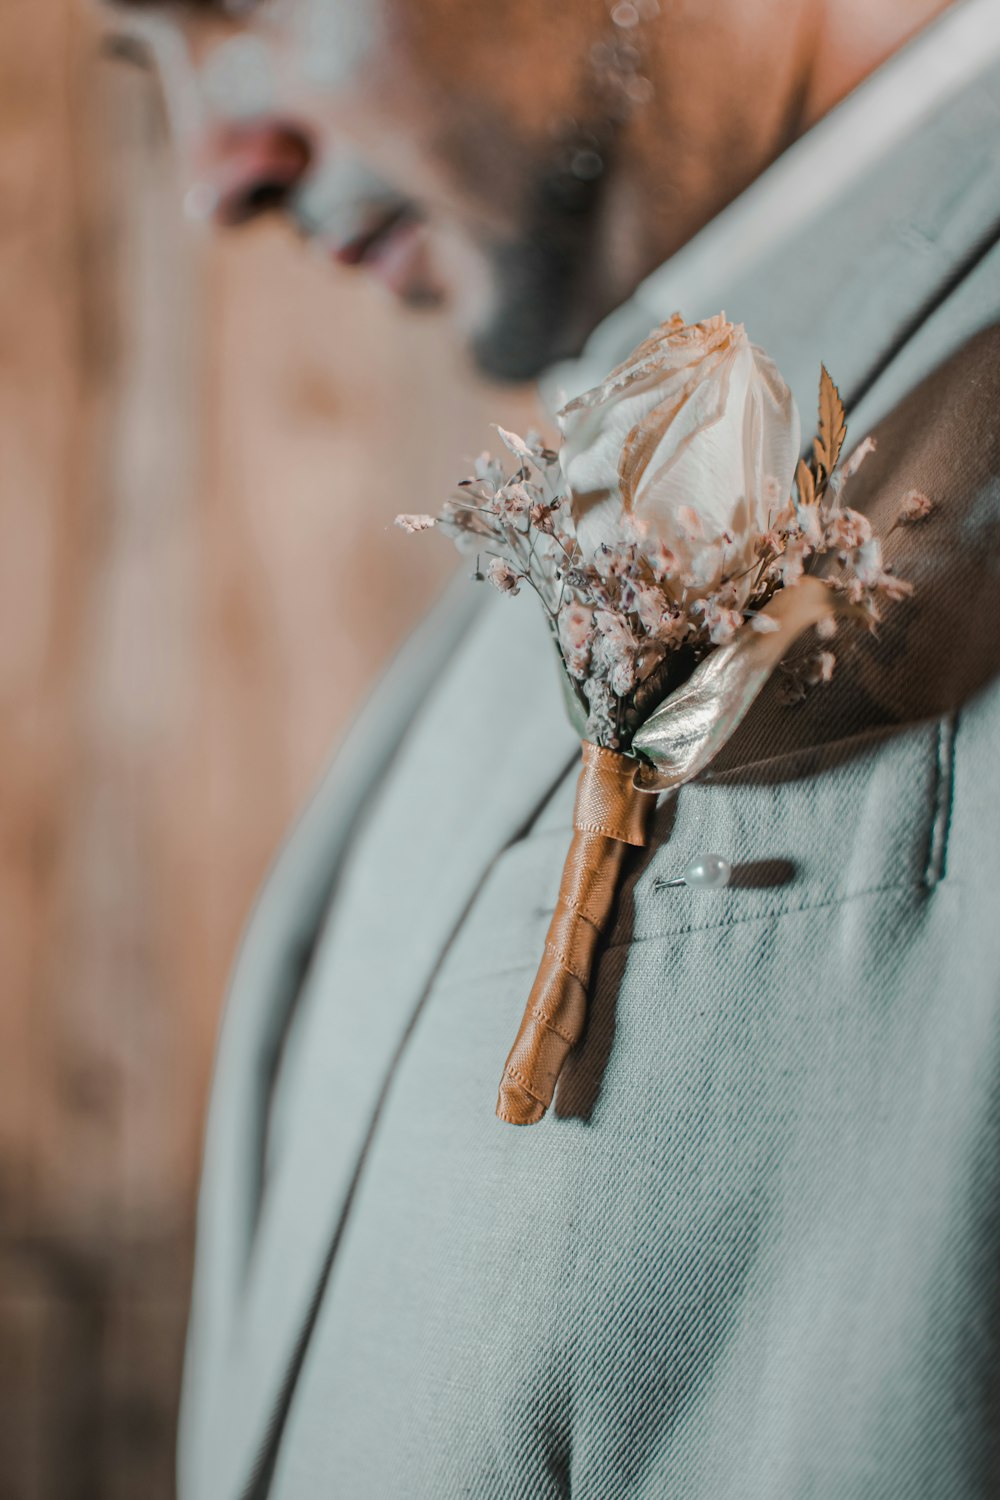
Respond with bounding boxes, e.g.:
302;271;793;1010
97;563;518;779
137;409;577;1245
397;369;912;749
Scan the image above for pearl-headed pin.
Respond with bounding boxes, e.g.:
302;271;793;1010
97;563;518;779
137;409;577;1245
658;853;733;890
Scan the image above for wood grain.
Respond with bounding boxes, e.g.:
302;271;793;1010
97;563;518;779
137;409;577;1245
0;3;540;1491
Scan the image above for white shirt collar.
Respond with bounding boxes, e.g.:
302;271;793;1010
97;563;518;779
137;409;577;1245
542;0;1000;411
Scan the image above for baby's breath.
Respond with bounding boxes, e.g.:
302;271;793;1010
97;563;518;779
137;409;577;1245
396;373;915;749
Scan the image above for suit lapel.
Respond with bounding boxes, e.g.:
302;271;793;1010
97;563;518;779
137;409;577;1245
715;52;1000;430
215;591;578;1498
179;576;485;1499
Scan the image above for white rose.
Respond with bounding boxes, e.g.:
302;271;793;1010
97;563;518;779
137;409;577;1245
557;313;801;600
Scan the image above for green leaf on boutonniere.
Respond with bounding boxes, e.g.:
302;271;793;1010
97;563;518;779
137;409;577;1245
557;648;589;738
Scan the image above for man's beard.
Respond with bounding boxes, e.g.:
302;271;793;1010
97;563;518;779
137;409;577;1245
469;160;610;384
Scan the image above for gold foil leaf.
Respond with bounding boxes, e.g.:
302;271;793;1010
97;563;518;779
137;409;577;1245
813;364;847;481
631;576;837;790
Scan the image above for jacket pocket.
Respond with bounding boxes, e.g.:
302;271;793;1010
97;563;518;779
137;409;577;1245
620;714;949;947
442;715;949;992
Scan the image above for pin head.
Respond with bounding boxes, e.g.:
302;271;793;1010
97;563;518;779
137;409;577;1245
683;853;732;889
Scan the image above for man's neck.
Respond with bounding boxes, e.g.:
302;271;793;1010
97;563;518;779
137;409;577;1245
562;0;969;389
597;0;959;320
796;0;958;131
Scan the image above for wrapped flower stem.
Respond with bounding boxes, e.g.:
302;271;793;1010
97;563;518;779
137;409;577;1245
498;578;845;1125
496;743;655;1125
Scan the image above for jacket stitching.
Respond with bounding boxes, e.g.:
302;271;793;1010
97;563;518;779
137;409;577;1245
922;712;957;889
443;881;923;986
615;878;919;948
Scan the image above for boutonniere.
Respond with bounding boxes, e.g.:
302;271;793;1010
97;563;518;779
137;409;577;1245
398;312;918;1125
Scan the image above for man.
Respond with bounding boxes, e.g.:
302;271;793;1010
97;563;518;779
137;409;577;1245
106;0;1000;1495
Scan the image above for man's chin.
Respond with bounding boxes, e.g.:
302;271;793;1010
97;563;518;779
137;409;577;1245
469;301;589;384
465;235;606;384
384;215;606;382
398;284;447;311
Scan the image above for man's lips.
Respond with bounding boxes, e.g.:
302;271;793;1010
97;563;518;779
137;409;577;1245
329;204;412;266
327;209;441;300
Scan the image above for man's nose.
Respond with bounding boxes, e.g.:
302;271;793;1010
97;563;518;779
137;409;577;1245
187;121;313;228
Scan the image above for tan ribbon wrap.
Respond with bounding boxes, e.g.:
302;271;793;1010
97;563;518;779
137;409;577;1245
496;578;844;1126
496;742;655;1126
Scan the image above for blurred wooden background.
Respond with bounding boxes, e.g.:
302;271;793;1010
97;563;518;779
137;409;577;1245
0;3;537;1494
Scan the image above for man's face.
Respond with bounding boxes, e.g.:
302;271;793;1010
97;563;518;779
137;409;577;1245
110;0;662;380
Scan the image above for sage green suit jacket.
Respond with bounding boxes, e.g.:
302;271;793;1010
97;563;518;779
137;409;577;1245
179;45;1000;1500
